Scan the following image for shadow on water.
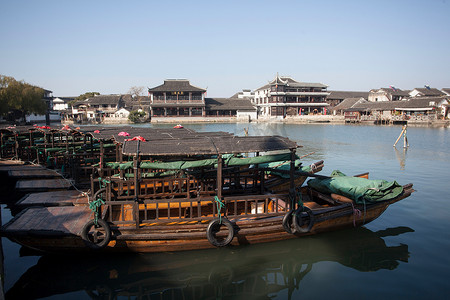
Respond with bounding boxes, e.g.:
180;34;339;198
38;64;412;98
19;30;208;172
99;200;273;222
6;226;413;300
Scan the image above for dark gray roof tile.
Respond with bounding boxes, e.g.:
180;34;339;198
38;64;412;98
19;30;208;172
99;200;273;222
148;80;206;93
205;98;256;111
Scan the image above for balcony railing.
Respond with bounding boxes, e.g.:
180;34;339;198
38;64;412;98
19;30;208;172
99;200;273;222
152;99;203;104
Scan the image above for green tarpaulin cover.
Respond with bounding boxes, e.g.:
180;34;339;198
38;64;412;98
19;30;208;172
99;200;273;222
307;170;403;204
105;153;292;171
259;158;307;178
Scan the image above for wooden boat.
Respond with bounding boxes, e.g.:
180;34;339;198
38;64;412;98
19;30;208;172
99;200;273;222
0;127;414;253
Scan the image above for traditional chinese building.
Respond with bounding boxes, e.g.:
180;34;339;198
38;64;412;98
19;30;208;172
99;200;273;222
253;74;330;118
368;88;410;102
68;95;126;123
409;87;445;98
148;79;206;117
205;98;257;120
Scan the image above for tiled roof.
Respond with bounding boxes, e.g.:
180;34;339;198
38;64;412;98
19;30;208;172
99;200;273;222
327;91;369;100
347;96;449;111
122;95;151;109
53;97;76;102
370;88;410;97
441;88;450;95
74;95;123;106
205;98;256;111
148;80;206;93
412;88;445;97
255;75;327;91
333;97;367;111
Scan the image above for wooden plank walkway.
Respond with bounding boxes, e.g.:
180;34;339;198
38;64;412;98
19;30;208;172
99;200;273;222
0;159;24;166
8;169;62;179
16;190;89;207
2;206;93;236
0;164;46;172
15;178;73;192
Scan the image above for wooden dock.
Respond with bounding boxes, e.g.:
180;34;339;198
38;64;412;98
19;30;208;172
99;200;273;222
0;159;25;166
2;206;93;236
8;169;63;179
15;178;73;193
16;190;89;208
0;164;46;172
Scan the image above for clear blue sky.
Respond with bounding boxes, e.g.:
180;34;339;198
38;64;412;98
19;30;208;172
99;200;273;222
1;0;449;97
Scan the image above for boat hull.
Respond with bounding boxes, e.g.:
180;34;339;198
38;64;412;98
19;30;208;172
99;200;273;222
3;187;413;253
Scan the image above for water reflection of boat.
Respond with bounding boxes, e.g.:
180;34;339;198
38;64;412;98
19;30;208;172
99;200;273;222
6;226;413;299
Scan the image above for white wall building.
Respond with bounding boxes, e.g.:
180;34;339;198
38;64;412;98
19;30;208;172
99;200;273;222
253;74;329;118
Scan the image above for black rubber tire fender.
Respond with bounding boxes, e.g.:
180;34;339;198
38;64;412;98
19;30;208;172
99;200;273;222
282;210;296;234
81;219;111;250
293;206;315;233
206;218;234;247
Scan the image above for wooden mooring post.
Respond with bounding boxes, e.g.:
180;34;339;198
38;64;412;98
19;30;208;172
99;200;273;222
393;125;409;148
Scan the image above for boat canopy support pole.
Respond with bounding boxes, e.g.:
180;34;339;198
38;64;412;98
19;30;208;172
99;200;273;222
133;141;141;229
289;148;296;210
217;154;223;201
99;140;104;177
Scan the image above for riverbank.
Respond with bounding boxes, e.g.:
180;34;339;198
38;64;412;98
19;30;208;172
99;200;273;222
105;115;449;126
6;114;448;127
150;115;345;124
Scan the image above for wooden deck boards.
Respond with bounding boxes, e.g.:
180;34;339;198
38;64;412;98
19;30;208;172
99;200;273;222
15;178;73;192
3;206;93;236
0;159;24;166
0;164;46;172
17;190;89;207
8;169;62;179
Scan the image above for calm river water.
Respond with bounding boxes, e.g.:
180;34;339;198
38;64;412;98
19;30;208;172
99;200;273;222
1;123;449;299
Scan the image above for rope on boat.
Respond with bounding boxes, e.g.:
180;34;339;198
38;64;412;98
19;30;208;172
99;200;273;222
350;202;362;227
98;177;111;189
89;197;105;226
25;160;88;198
214;196;225;224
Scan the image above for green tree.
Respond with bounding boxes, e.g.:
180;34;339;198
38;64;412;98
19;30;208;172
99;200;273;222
75;92;100;101
68;92;100;108
0;75;46;121
128;110;147;123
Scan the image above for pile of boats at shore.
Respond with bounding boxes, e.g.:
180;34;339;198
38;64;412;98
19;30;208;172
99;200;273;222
0;124;414;253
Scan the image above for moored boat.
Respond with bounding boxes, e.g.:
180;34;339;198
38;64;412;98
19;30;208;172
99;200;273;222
0;126;414;253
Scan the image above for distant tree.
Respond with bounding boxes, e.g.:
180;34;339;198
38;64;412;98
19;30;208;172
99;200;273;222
128;86;145;97
68;92;100;109
75;92;100;102
0;75;46;122
128;110;147;123
128;86;145;109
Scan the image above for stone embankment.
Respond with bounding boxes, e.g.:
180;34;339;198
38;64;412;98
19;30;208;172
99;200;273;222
150;115;345;124
63;115;449;126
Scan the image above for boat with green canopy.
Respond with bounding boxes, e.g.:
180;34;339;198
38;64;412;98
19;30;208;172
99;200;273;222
1;126;414;253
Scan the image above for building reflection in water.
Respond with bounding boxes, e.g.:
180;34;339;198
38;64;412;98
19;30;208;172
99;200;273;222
7;226;414;300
